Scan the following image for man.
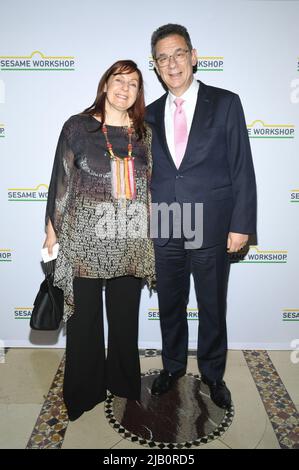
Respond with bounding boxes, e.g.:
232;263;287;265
146;24;257;409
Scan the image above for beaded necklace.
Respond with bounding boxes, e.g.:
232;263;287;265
102;123;136;200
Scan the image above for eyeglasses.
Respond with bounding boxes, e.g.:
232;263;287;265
155;49;190;68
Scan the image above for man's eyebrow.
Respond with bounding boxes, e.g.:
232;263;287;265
157;47;186;56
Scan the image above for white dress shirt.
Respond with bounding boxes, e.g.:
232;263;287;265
164;78;200;163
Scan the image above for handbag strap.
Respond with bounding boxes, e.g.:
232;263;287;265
43;259;55;276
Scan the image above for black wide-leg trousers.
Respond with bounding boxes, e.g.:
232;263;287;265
154;238;230;382
63;276;142;416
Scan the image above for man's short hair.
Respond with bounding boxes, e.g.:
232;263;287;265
151;24;193;58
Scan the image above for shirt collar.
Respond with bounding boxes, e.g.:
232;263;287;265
168;78;199;106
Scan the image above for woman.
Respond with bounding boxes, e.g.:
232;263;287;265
43;60;155;421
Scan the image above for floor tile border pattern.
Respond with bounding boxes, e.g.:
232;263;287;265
243;350;299;449
25;349;196;448
25;350;299;449
104;369;235;449
26;354;68;449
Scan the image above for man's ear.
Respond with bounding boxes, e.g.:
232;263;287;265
191;49;198;67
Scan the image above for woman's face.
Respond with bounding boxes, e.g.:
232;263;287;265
104;70;140;113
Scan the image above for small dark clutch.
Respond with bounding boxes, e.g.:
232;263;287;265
30;260;64;330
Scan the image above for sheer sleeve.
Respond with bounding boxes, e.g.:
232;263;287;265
45;123;75;236
144;124;153;181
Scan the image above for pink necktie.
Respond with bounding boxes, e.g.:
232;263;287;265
174;97;188;168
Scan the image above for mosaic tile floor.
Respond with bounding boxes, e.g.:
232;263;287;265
27;355;68;449
244;351;299;449
12;350;297;449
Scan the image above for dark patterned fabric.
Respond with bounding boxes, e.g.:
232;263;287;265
45;114;155;321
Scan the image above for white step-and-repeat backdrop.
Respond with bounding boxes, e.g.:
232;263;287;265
0;0;298;349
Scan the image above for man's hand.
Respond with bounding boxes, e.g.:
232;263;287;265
227;232;249;253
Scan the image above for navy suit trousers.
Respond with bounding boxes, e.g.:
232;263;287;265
154;238;230;381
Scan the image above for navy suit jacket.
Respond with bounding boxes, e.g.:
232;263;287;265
145;81;257;248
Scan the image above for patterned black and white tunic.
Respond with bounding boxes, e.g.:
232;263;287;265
45;114;155;322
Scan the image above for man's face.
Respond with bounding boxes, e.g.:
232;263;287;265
154;34;197;96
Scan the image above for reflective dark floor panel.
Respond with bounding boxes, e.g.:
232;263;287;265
105;370;234;449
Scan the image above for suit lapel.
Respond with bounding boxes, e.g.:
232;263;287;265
153;81;213;170
154;94;178;170
180;81;213;168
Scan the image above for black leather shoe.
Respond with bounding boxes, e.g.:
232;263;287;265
201;375;232;409
151;369;185;396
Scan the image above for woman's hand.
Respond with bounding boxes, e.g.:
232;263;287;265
43;220;57;255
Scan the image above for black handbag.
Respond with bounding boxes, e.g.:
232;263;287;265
30;260;64;330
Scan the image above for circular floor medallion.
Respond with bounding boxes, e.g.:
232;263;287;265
104;370;234;449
